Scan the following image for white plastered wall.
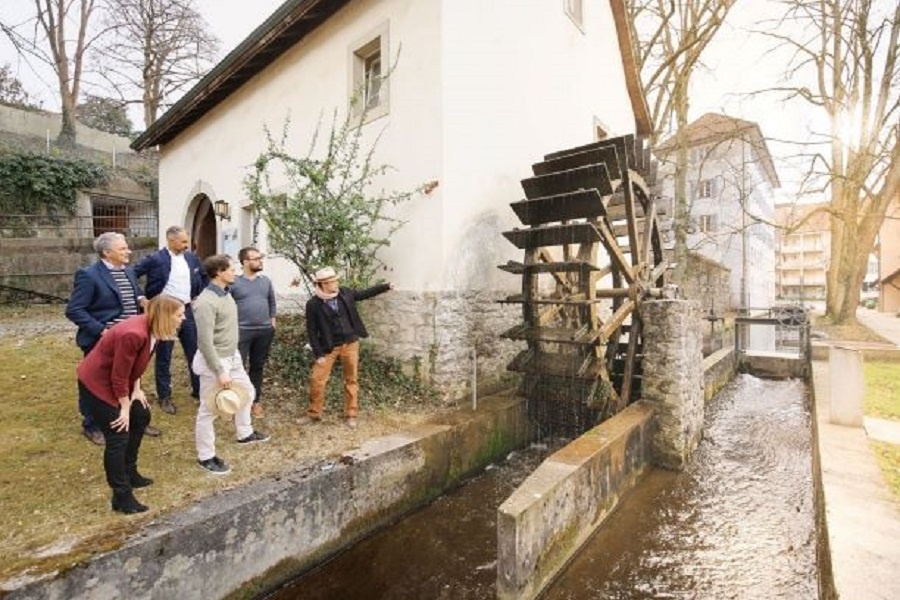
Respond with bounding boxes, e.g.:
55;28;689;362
157;0;443;295
439;0;637;294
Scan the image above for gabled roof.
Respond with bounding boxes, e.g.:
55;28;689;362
132;0;651;151
656;112;781;189
131;0;352;151
882;265;900;285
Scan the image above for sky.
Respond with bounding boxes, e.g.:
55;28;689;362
0;0;821;201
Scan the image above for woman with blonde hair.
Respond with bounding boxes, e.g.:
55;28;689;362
77;295;185;514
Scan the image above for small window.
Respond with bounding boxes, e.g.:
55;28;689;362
565;0;584;28
697;179;714;199
699;214;717;233
350;23;390;122
361;44;382;109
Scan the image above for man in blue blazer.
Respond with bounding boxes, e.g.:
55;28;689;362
66;232;160;444
133;225;207;414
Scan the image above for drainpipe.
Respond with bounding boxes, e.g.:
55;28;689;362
471;347;477;411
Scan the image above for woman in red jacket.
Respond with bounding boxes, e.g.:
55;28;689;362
77;295;185;514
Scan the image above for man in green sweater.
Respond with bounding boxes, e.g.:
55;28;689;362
192;254;269;475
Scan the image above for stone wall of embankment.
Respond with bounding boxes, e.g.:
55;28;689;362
5;394;532;600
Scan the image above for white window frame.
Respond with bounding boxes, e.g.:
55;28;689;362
697;179;714;199
349;22;390;123
699;214;717;233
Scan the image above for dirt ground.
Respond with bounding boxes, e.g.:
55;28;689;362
0;306;453;587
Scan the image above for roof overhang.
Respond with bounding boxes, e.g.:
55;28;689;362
131;0;351;151
132;0;652;151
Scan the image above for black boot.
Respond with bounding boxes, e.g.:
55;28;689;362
111;491;148;514
129;470;154;488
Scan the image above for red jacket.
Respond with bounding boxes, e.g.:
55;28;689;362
77;315;153;407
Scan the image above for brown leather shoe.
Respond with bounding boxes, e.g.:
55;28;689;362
251;403;264;418
144;425;162;437
158;398;176;415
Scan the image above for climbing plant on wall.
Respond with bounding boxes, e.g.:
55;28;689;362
0;150;109;235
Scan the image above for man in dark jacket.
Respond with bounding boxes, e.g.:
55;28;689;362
133;225;207;414
300;267;391;429
66;232;160;443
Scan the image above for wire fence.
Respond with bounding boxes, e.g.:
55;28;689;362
0;213;158;239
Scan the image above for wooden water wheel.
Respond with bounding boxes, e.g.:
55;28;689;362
500;134;668;435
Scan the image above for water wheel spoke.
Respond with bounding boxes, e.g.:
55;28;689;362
640;201;657;266
618;316;642;407
595;220;635;284
599;299;634;342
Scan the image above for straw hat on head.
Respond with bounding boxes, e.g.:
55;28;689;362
313;267;339;284
205;383;252;417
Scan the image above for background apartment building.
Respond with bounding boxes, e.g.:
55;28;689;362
775;202;830;302
657;113;779;310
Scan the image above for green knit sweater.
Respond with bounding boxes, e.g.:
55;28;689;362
193;284;239;374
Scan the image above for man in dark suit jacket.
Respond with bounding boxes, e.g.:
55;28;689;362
133;225;207;414
66;232;159;444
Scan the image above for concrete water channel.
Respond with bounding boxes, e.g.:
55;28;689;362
263;374;816;599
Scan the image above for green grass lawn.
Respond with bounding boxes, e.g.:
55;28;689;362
864;361;900;502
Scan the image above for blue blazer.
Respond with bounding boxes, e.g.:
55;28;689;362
133;248;207;300
65;261;143;352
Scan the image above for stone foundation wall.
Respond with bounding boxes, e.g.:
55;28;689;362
641;299;705;470
363;290;522;400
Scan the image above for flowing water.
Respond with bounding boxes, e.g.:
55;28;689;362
265;374;816;599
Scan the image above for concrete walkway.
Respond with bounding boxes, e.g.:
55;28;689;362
856;308;900;346
813;310;900;599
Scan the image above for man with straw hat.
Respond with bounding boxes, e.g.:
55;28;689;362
299;266;392;429
192;254;269;475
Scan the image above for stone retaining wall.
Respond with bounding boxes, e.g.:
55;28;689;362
5;394;532;600
496;402;654;600
0;237;156;300
364;290;521;400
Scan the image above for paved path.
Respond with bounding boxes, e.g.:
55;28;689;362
813;360;900;600
856;308;900;346
814;309;900;598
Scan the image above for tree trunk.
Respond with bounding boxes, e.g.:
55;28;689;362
672;80;689;286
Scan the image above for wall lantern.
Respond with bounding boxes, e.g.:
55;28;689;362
213;199;231;221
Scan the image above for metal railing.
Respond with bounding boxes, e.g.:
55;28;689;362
734;305;811;360
0;214;158;239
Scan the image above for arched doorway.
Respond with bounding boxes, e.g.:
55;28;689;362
190;194;217;259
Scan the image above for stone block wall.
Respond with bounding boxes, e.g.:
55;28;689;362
363;290;522;401
641;299;705;470
0;237;157;300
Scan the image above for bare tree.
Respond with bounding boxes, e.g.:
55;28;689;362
94;0;219;130
30;0;105;147
763;0;899;323
625;0;736;281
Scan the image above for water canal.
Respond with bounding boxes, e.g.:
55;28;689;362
263;374;816;599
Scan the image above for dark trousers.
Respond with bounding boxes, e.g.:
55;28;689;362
238;326;275;404
155;303;199;399
78;344;98;432
80;381;150;495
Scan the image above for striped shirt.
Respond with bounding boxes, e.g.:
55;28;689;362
109;269;139;325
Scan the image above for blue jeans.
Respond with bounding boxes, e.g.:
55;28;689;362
155;304;199;399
